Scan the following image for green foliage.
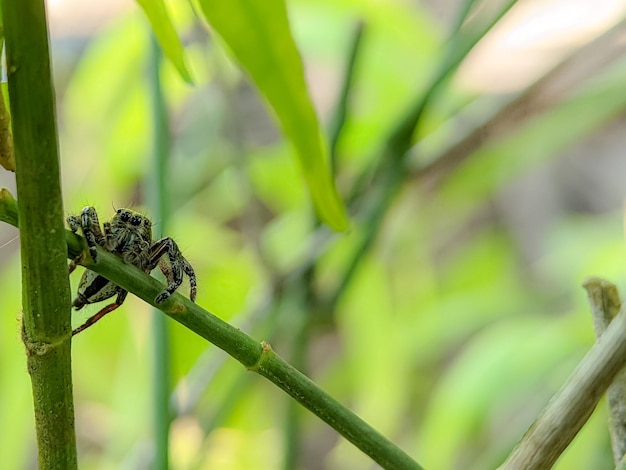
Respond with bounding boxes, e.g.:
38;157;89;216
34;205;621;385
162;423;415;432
197;0;349;231
2;0;626;468
135;0;192;83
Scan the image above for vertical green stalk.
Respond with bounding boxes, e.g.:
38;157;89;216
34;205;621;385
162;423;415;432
327;21;364;174
2;0;77;468
147;34;171;470
283;299;310;470
283;23;366;469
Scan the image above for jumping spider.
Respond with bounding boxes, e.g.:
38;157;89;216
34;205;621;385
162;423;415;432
68;206;197;336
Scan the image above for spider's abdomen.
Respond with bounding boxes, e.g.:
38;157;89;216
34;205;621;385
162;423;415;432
73;270;121;309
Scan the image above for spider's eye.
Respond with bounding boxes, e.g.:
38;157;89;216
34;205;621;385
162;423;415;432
130;216;142;226
116;209;121;214
143;219;150;226
120;211;130;222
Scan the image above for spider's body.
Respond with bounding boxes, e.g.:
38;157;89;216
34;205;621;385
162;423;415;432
68;206;197;335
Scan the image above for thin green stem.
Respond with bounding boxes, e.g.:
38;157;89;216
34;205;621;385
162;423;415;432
282;290;310;470
147;33;172;470
1;0;77;467
0;195;423;470
280;22;367;469
337;0;519;311
328;21;365;174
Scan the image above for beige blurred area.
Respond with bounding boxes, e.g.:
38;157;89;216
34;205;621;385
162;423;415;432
455;0;626;92
45;0;626;92
46;0;133;36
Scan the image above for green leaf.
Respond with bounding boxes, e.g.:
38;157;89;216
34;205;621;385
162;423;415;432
135;0;192;83
197;0;349;231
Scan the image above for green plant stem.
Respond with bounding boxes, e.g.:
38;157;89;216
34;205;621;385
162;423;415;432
0;195;423;470
498;287;626;470
1;0;77;467
280;22;367;469
583;278;626;466
335;0;519;310
282;290;310;470
147;34;172;470
328;21;365;173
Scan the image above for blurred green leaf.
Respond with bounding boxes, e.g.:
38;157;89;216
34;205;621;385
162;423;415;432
197;0;349;231
0;258;34;470
63;16;150;200
418;313;588;470
135;0;193;83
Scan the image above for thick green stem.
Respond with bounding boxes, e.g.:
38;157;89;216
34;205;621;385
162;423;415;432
0;195;423;470
1;0;77;467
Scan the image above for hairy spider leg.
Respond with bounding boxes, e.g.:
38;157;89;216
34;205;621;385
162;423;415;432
103;221;114;251
157;257;197;302
68;256;81;274
68;206;106;265
149;237;197;303
72;289;128;336
68;209;99;271
80;206;106;263
67;214;83;272
183;260;197;302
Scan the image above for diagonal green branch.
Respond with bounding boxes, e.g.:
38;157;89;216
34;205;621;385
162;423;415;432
498;281;626;470
0;192;422;470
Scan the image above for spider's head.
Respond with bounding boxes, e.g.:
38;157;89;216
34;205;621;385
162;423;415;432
111;208;152;241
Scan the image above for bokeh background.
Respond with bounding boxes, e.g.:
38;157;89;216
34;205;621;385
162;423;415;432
2;0;626;468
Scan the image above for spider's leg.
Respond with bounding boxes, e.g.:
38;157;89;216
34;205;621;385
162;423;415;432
67;213;89;272
157;257;197;302
80;206;106;263
150;237;190;304
103;221;115;251
182;259;197;302
72;290;128;336
67;215;80;233
68;258;81;274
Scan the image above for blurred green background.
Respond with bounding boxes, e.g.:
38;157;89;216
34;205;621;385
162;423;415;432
2;0;626;468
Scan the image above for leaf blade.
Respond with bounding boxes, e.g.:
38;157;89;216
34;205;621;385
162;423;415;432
197;0;349;231
135;0;192;83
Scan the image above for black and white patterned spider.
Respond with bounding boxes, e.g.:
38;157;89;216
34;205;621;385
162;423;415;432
67;206;197;335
